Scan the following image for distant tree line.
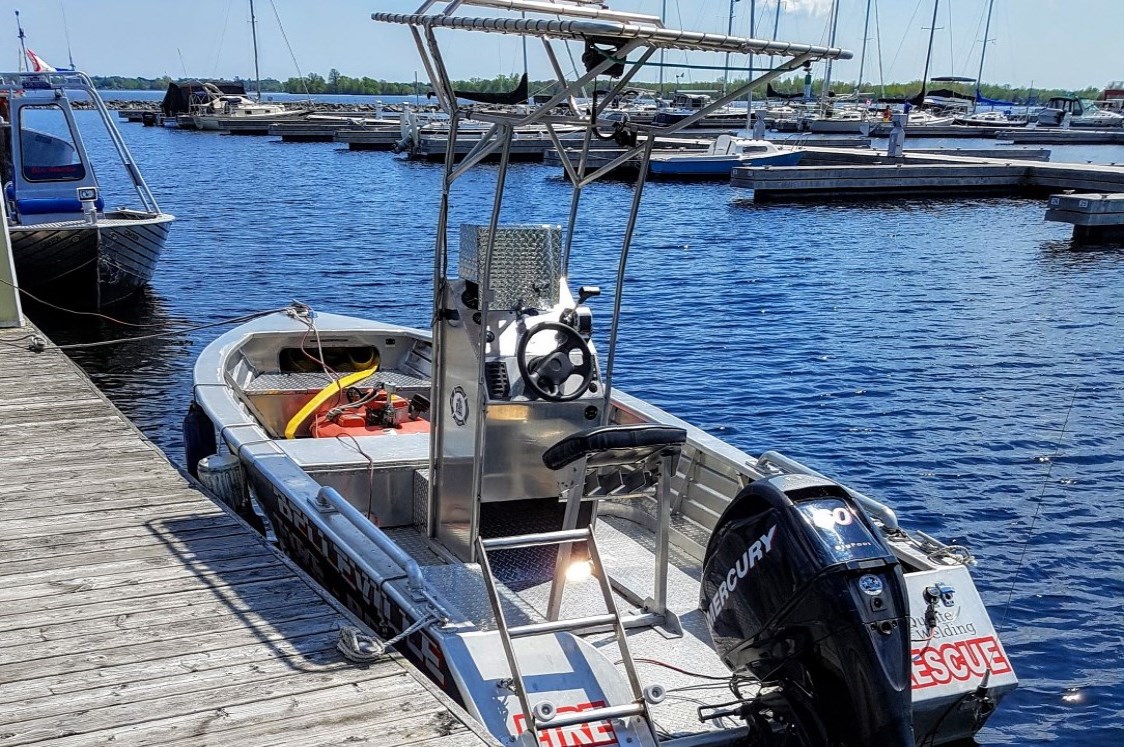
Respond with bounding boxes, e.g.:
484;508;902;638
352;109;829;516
90;73;1103;104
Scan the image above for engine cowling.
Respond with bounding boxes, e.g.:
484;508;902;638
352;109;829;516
701;473;913;746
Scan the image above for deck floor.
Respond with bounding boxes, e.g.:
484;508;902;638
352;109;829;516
0;323;496;747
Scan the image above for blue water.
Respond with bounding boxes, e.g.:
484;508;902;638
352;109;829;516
31;112;1124;745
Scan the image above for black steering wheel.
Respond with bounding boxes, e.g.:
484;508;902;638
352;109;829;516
516;322;594;402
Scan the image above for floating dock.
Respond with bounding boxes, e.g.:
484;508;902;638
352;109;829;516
1045;192;1124;242
543;144;1047;178
0;324;495;747
731;149;1124;201
996;128;1124;145
271;119;388;142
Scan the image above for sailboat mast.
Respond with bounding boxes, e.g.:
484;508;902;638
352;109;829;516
821;0;840;100
919;0;940;99
746;0;755;133
855;0;873;94
975;0;996;97
658;0;666;95
723;0;736;96
249;0;263;101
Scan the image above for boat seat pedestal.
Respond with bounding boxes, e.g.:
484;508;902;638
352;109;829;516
544;424;686;634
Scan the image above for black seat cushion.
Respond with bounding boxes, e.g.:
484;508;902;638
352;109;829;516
542;424;687;471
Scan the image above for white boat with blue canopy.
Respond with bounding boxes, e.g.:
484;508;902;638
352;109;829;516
1;70;173;308
188;3;1016;746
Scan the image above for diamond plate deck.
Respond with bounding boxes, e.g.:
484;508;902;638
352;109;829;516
246;369;431;393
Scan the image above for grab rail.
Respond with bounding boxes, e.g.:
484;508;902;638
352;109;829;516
315;486;429;600
756;450;900;531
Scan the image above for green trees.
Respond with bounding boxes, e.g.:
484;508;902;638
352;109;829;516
85;73;1103;104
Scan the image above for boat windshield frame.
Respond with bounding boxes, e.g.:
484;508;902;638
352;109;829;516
0;70;162;214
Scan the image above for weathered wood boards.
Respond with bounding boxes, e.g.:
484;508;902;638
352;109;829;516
0;324;495;747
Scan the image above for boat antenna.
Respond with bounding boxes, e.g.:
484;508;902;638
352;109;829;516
249;0;262;101
59;0;75;69
15;10;27;72
975;0;996;100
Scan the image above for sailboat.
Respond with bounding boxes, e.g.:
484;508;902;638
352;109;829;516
192;0;306;131
186;4;1016;747
952;0;1026;128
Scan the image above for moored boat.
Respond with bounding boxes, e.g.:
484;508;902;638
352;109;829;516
1;70;174;308
648;136;802;177
188;4;1016;746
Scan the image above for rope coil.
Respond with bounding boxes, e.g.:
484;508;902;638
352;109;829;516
337;612;439;664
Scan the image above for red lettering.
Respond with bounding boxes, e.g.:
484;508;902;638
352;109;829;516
912;636;1012;690
512;701;618;747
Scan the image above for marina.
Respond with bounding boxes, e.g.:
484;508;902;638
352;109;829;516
2;1;1124;746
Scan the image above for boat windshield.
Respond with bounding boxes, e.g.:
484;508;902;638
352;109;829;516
17;104;85;182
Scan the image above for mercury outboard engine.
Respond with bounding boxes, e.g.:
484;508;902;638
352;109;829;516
701;474;913;746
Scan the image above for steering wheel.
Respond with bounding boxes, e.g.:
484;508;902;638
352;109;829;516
516;322;594;402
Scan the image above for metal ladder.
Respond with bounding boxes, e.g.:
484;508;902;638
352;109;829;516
475;528;659;747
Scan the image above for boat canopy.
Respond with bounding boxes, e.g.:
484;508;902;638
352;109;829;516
373;1;851;59
160;80;247;116
975;91;1018;107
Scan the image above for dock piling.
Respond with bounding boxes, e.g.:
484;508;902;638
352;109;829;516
0;201;24;328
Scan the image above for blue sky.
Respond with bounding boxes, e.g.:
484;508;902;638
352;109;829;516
1;1;1116;91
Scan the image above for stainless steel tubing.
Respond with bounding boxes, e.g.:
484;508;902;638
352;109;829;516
315;486;428;597
479;528;591;550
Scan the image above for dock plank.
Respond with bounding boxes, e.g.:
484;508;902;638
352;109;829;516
0;324;495;747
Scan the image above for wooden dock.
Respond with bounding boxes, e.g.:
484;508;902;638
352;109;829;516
0;324;496;747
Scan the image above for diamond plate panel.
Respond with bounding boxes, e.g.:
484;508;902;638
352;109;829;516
419;563;542;631
246;370;431;393
458;224;562;311
413;468;430;530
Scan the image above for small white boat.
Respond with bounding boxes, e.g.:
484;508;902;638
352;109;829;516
188;6;1017;747
648;136;802;177
1;70;174;308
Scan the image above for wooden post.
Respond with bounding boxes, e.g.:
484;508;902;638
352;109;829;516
0;197;24;328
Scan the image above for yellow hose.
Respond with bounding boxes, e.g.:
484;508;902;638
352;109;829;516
284;365;378;439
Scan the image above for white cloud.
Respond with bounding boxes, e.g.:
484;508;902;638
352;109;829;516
761;0;835;16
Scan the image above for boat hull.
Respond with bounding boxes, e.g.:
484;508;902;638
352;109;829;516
649;150;803;177
9;213;174;308
807;118;869;134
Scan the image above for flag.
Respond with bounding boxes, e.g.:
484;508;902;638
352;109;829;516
25;49;56;73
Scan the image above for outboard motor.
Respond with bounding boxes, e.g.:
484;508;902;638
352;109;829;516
701;473;913;746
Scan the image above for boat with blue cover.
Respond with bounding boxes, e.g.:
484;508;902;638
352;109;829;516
647;135;802;177
1;70;173;308
187;3;1016;746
